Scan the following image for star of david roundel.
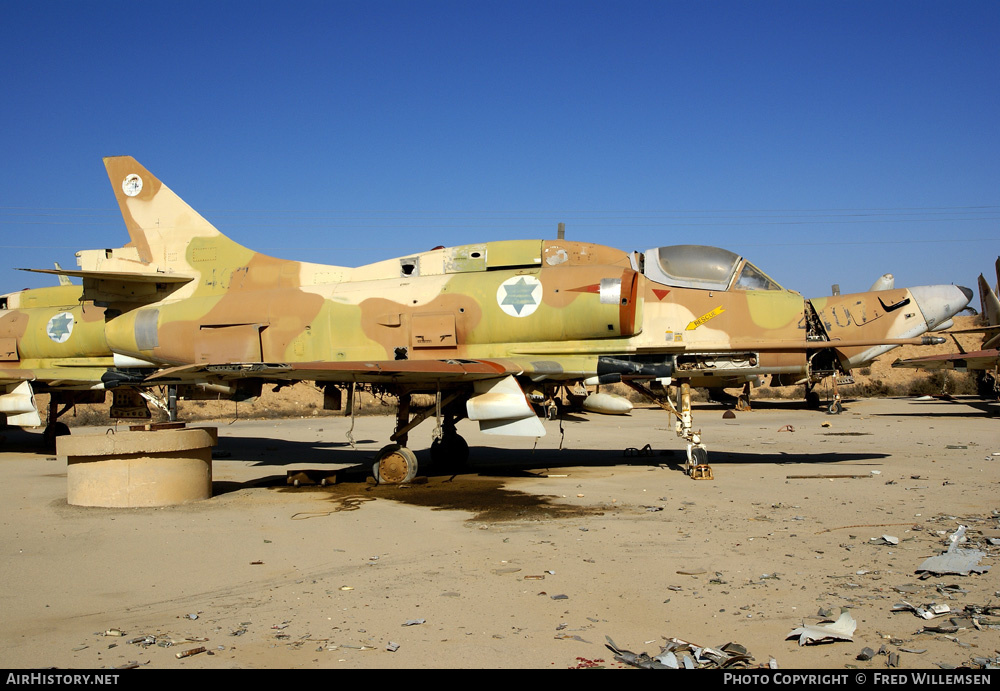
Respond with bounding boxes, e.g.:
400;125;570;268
46;312;75;343
496;275;542;318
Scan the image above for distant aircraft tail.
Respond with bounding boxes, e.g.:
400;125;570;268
980;258;1000;349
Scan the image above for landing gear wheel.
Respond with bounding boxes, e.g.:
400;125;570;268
828;400;843;415
43;421;71;451
372;444;418;484
688;446;713;480
430;434;469;472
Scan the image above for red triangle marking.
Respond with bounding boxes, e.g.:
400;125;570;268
568;284;601;294
652;288;670;301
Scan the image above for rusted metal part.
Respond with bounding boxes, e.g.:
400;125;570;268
373;444;418;485
691;465;714;480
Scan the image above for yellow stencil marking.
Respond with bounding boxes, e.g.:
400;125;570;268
686;306;725;331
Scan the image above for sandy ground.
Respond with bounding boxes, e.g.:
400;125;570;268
1;395;998;670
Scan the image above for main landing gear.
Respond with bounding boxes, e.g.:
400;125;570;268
804;380;842;414
370;388;470;484
622;378;713;480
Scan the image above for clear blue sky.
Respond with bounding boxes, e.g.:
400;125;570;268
2;0;997;301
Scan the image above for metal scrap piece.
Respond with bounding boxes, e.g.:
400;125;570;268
606;635;756;669
916;524;990;576
892;601;951;619
786;611;857;646
917;551;991;576
604;636;672;670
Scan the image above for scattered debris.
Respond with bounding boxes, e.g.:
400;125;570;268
605;636;757;669
175;646;206;659
872;535;900;545
892;601;951;619
786;610;857;646
916;525;991;576
402;619;425;626
386;641;400;652
778;425;795;432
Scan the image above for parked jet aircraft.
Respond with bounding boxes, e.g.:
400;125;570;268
15;157;972;481
893;258;1000;400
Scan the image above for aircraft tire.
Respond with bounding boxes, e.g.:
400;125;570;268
43;422;71;451
691;446;708;465
430;434;469;472
372;444;418;484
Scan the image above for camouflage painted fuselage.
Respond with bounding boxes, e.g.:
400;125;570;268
64;157;965;394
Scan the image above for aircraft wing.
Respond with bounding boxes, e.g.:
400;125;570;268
892;349;1000;372
0;366;111;388
145;358;528;386
144;358;549;438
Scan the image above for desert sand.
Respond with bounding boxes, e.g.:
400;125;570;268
1;394;998;670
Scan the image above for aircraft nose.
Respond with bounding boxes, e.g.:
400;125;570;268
909;285;973;330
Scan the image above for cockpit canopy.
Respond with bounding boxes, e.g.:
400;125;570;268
639;245;784;292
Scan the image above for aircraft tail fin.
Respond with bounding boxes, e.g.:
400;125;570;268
101;156;250;270
53;263;72;286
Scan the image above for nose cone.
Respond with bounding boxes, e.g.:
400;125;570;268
909;285;973;330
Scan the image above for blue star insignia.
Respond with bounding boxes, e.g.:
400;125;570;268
47;313;74;341
501;278;538;315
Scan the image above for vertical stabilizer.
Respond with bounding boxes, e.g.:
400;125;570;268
102;156;248;270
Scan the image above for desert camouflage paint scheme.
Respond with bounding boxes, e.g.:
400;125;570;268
893;258;1000;400
6;157;972;479
0;284;110;430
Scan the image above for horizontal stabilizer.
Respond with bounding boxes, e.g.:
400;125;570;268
19;268;192;307
20;268;192;284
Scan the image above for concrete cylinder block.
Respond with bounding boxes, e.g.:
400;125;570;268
58;427;218;508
